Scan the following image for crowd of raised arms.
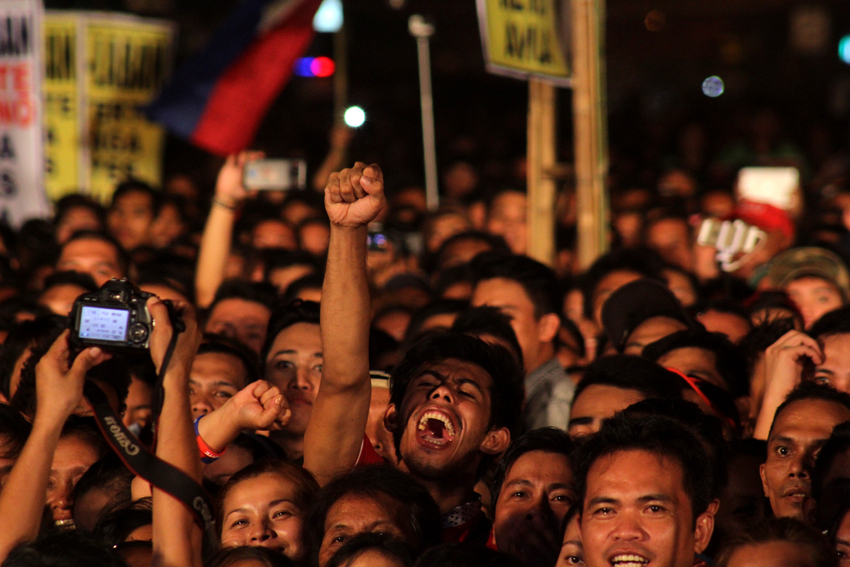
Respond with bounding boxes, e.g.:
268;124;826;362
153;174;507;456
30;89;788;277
5;112;850;567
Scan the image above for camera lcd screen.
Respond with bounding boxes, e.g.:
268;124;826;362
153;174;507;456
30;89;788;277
79;306;130;342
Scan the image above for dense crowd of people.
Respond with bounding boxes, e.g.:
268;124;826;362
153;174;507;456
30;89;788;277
1;106;850;567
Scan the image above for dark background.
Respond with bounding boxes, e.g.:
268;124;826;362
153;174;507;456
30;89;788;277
44;0;850;195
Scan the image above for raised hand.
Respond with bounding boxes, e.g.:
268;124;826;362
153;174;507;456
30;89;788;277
225;380;291;432
215;151;264;208
147;298;202;376
35;331;111;425
324;162;386;228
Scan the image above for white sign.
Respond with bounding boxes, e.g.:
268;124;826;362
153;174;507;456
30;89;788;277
0;0;50;227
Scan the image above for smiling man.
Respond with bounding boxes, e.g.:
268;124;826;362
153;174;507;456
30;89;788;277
760;382;850;522
303;162;523;545
575;413;715;567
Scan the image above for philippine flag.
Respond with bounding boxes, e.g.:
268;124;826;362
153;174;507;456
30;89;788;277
146;0;323;156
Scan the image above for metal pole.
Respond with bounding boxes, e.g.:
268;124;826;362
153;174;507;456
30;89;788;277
409;15;439;210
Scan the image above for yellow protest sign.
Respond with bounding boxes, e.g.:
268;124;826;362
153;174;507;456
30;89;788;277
42;12;174;203
477;0;570;85
84;16;173;202
44;15;80;199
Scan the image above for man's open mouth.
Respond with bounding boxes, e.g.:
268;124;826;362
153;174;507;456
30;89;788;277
610;553;649;567
417;410;456;445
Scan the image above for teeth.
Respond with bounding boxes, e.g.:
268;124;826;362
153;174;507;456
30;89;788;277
417;411;456;437
611;555;648;566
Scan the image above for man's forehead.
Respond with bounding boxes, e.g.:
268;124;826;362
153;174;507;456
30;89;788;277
771;398;850;439
417;358;493;383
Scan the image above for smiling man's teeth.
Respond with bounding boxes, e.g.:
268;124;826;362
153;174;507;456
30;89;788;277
417;411;456;437
611;554;648;567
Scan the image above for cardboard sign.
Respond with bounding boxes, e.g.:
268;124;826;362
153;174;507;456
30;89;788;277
43;12;175;202
0;0;51;227
476;0;570;85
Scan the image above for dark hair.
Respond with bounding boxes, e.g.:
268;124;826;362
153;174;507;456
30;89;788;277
2;530;128;567
305;465;441;567
433;264;475;298
0;315;67;399
216;459;319;533
472;252;559;318
281;273;324;304
390;333;524;443
715;517;837;567
41;271;98;295
206;546;295;567
259;300;321;373
13;351;133;422
53;194;106;228
110;179;162;217
60;231;131;277
433;231;510;273
209;280;278;314
620;398;729;498
770;382;850;438
404;299;469;345
813;421;850;504
325;533;415;567
198;334;260;385
745;291;802;324
642;329;750;398
573;413;713;521
491;428;573;518
580;248;666;319
451;305;524;369
572;355;683;406
92;498;152;549
809;305;850;340
413;543;523;567
738;318;796;377
262;249;319;283
73;453;133;529
0;404;31;462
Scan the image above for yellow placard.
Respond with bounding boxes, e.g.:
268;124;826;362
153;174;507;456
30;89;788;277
84;16;172;202
44;15;80;199
478;0;570;84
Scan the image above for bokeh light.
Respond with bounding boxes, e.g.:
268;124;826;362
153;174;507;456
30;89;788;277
840;36;850;65
702;76;725;97
344;106;366;127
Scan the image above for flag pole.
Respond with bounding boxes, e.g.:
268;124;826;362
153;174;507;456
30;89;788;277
409;15;439;211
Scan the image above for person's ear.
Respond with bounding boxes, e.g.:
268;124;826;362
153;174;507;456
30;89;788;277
693;508;715;554
538;313;560;343
384;404;398;433
759;463;769;497
480;427;510;455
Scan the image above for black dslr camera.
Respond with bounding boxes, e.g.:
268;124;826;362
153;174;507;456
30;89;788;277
69;278;168;351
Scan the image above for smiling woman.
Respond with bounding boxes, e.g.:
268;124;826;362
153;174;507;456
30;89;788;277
218;459;319;566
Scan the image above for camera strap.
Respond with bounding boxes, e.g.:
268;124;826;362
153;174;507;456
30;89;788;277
83;380;217;543
150;305;186;425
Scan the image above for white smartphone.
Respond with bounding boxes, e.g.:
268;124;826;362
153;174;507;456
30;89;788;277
243;159;307;191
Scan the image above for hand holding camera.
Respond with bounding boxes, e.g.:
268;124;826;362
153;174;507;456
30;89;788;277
34;331;111;427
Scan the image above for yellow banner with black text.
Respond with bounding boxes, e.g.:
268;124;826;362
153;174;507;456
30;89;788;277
476;0;570;85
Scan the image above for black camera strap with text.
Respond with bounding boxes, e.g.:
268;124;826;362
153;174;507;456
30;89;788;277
83;379;216;543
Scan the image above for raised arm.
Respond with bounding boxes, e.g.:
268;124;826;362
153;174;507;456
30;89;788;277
147;299;203;567
196;379;291;453
0;333;108;561
303;162;385;485
753;329;822;440
195;152;261;308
